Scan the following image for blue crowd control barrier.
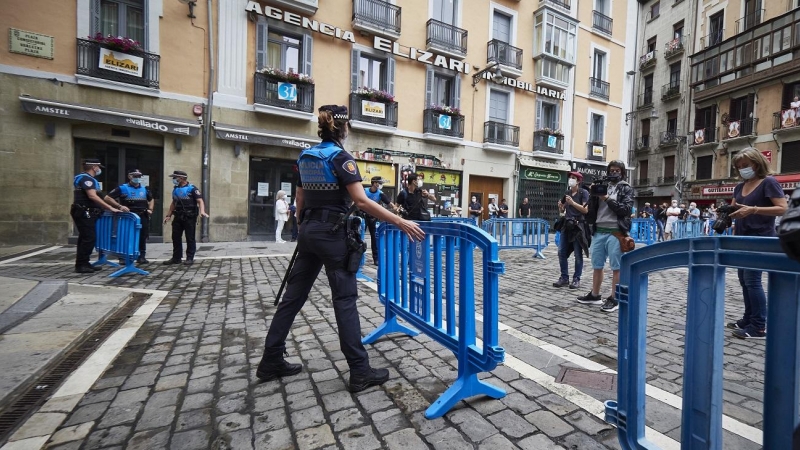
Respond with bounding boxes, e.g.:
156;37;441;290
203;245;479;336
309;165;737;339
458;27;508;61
356;217;373;282
431;216;477;226
605;237;800;450
93;212;149;277
482;218;550;258
630;218;656;245
672;219;704;239
554;230;560;247
365;222;506;419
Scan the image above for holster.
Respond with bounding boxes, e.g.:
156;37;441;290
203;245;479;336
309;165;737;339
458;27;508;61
344;218;366;273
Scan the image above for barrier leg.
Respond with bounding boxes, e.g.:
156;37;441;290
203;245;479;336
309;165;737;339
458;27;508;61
362;303;419;344
425;362;505;419
92;250;120;268
108;254;149;277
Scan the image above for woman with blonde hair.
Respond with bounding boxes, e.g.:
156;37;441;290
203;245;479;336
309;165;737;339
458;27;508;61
274;190;289;243
726;147;788;339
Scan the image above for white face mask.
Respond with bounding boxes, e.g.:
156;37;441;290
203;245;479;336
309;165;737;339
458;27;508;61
739;167;756;179
568;178;577;187
377;184;383;190
95;168;102;176
417;179;423;187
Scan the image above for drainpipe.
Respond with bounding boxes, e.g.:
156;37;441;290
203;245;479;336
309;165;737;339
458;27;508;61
200;0;215;242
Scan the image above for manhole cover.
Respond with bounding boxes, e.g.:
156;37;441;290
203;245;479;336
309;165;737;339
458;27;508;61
555;367;617;391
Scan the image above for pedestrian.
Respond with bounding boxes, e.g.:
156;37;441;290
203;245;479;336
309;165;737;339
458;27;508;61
289;200;298;242
107;169;154;264
468;196;483;223
162;170;208;266
640;202;653;218
665;200;680;240
553;171;590;290
488;198;499;219
726;148;788;339
275;190;289;243
518;197;532;218
498;199;509;218
576;160;635;312
398;172;431;221
656;202;667;241
256;105;425;392
688;202;700;221
364;176;395;262
71;158;121;273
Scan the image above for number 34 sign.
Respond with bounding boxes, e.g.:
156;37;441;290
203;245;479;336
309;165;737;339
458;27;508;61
278;82;297;102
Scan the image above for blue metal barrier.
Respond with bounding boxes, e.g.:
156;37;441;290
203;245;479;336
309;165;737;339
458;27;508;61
672;219;704;239
93;212;149;277
431;216;477;226
605;237;800;450
630;218;656;245
364;222;506;419
356;217;373;282
554;230;560;247
482;218;550;258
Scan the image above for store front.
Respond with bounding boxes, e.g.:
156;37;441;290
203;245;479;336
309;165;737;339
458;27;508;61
357;160;397;200
517;167;567;223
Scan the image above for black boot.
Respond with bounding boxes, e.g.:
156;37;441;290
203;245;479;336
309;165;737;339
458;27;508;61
256;358;302;382
137;254;149;264
348;367;390;393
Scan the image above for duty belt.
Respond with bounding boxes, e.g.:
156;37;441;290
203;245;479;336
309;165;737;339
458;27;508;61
303;209;345;225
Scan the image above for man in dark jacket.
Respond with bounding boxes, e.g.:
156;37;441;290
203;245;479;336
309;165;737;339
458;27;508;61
398;172;430;221
576;160;635;313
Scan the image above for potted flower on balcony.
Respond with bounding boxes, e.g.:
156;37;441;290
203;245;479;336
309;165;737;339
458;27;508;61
428;104;462;117
540;127;564;137
88;33;143;53
259;67;314;85
354;87;395;103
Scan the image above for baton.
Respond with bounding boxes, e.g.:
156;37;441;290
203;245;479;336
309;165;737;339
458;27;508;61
274;246;299;306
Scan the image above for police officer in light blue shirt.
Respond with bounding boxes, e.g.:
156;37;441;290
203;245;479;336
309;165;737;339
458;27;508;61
257;105;425;393
163;170;208;266
363;176;394;263
107;169;154;264
71;158;120;273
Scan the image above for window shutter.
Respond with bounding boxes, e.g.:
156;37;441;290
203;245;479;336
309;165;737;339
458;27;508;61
425;66;434;107
256;18;268;71
554;103;560;130
387;57;396;95
90;0;101;35
453;76;461;108
302;34;313;76
599;116;605;142
350;48;360;91
535;100;543;130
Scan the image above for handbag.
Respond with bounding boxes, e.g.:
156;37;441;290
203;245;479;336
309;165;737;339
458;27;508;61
418;208;431;221
612;231;636;253
553;216;566;232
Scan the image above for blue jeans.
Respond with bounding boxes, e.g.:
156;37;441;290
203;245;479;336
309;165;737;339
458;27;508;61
557;230;583;281
656;220;665;241
737;269;767;331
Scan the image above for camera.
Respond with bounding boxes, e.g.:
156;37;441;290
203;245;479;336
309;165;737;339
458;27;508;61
712;204;740;234
590;177;611;196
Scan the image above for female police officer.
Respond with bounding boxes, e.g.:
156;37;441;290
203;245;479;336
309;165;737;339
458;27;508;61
257;105;425;392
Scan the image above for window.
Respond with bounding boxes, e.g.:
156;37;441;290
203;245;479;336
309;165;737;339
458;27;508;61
696;155;713;179
257;20;312;75
432;0;458;25
695;105;716;129
590;113;605;143
536;99;560;130
539;59;571;84
647;37;657;53
669;62;681;87
641;118;651;146
783;141;800;172
489;90;510;123
664;155;676;178
729;94;754;121
640;160;649;181
667;110;678;133
425;67;461;108
674;21;684;39
643;74;654;104
593;50;606;80
493;11;512;43
96;0;145;46
709;12;724;46
781;82;800;109
595;0;609;15
650;2;660;20
541;13;577;63
350;48;395;94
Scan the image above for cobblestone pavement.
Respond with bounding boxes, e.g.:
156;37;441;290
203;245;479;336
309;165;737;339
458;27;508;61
0;241;766;450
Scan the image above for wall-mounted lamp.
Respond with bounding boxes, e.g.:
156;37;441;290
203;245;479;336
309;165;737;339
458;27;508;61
234;144;242;157
472;63;505;88
44;122;56;138
649;109;659;120
175;137;183;152
178;0;197;19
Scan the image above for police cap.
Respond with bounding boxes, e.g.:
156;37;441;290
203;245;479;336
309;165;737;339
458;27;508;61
318;104;349;121
169;170;188;178
128;168;143;176
83;158;105;168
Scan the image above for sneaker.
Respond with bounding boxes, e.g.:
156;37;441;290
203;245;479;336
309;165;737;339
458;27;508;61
726;320;747;330
183;259;194;266
732;327;766;340
162;259;182;265
256;359;303;382
600;296;619;313
348;367;390;393
569;279;581;290
552;278;570;288
577;291;603;305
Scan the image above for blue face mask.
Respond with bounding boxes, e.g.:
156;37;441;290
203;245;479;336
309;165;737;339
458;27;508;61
173;179;179;186
95;168;102;176
131;178;141;184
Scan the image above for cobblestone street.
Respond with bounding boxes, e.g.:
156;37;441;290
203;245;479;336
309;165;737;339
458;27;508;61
0;241;766;450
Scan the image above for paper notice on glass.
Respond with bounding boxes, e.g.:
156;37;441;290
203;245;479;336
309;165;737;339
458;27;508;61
257;182;269;197
281;182;292;193
140;175;150;187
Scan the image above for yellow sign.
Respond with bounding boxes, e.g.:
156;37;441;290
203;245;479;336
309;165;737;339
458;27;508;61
99;48;143;77
8;28;54;60
361;100;386;119
592;145;604;157
357;161;395;186
415;168;461;186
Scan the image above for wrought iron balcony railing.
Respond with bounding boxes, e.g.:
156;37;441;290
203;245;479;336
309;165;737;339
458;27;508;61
660;130;682;146
639;50;657;70
426;19;467;56
638;90;654;109
484;121;520;147
423;109;464;139
76;38;160;88
774;109;800;131
487;39;523;70
664;36;684;59
589;77;610;100
661;81;680;101
736;9;764;33
592;10;613;35
349;93;398;127
691;126;717;146
700;29;724;49
658;176;678;185
637;135;651;151
352;0;401;35
633;178;651;186
533;130;564;154
539;0;571;11
586;142;606;161
722;118;758;139
254;73;315;113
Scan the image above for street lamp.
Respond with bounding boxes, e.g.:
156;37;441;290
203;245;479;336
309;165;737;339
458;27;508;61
472;63;505;88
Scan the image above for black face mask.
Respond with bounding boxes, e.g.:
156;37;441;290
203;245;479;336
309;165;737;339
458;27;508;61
607;173;622;183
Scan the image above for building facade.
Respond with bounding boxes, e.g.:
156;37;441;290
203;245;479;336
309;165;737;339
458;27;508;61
0;0;634;245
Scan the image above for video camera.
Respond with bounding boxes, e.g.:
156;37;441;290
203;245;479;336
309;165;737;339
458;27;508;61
590;177;612;196
711;204;740;234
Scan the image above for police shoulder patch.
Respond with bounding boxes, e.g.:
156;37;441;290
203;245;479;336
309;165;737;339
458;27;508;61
84;180;93;187
342;160;358;175
194;189;201;195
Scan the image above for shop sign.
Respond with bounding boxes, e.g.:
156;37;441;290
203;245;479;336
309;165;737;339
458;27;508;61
480;72;566;99
278;82;297;102
357;161;395;186
98;48;143;77
571;162;607;183
361;100;386;119
8;28;54;60
520;157;571;172
214;123;316;148
761;150;772;162
438;114;451;130
416;168;461;186
702;185;735;196
592;145;604;157
522;168;562;183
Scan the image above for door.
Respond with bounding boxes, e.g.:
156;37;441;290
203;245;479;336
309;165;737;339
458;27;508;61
489;90;510;143
469;175;504;222
433;0;456;24
248;157;298;238
744;0;761;30
709;12;724;45
492;11;512;62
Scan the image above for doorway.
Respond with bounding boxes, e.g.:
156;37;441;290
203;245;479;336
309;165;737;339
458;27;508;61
248;157;298;239
469;175;504;222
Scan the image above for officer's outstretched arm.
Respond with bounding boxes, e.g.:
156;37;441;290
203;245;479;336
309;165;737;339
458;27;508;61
346;182;424;241
87;189;120;213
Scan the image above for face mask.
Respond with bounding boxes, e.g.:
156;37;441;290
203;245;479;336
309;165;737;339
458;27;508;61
417;180;423;188
173;179;179;186
672;203;678;207
377;184;383;190
131;178;141;184
95;168;102;176
471;198;477;203
739;167;756;179
607;173;621;182
568;179;577;187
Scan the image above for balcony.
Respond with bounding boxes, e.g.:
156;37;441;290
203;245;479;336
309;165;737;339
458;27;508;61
533;130;564;155
691;126;718;146
722;118;758;140
348;93;398;133
636;135;651;153
268;0;318;15
539;0;571;11
661;81;680;101
483;121;520;152
592;10;613;36
352;0;401;39
422;108;464;144
639;50;657;71
426;19;467;59
633;178;651;187
76;38;160;89
638;90;654;109
773;109;800;132
253;73;315;119
664;37;684;59
736;9;764;33
659;130;681;147
700;29;724;49
586;142;606;161
658;176;678;185
589;77;610;101
487;39;523;78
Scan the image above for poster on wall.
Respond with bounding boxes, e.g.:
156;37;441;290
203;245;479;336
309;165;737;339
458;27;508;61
140;175;150;187
280;182;292;193
356;161;395;186
257;182;269;197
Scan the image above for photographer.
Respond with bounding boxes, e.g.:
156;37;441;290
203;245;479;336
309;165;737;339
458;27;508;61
553;172;589;290
576;160;634;313
398;172;430;221
725;148;787;340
